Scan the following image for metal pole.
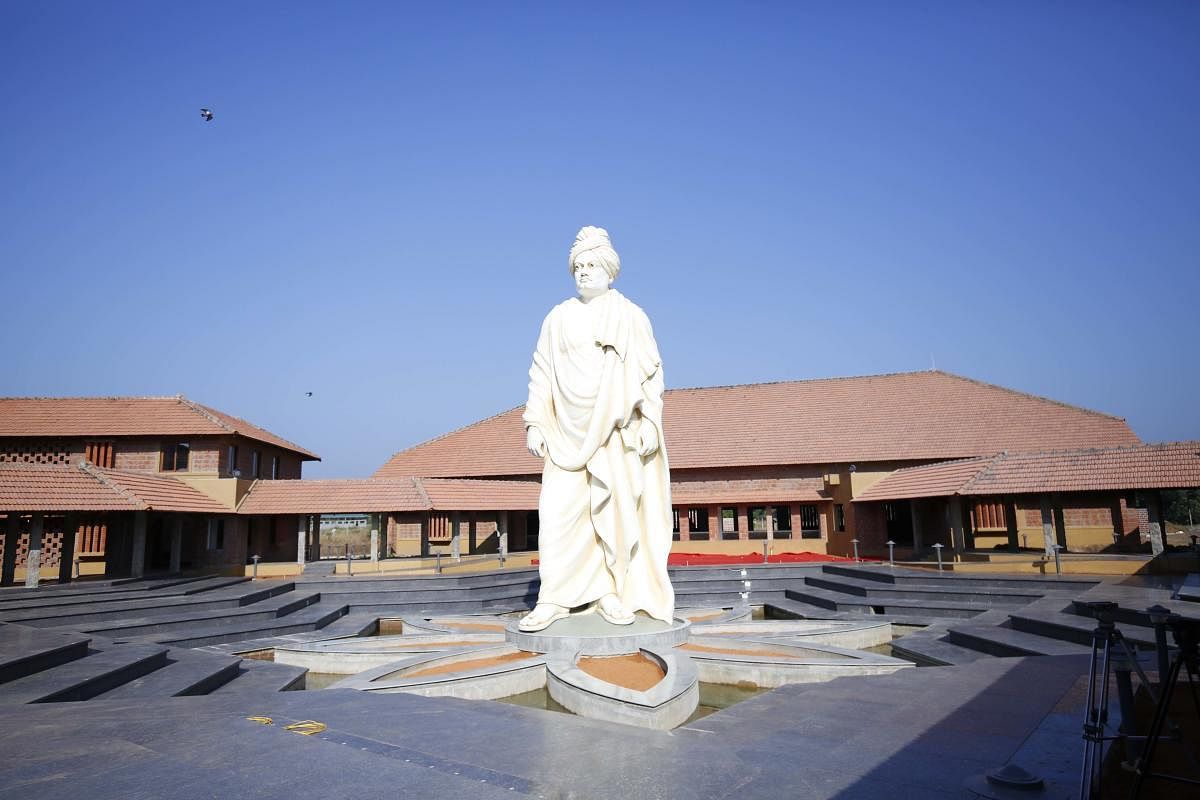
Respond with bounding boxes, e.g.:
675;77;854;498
251;554;261;580
933;543;944;571
1052;544;1063;575
886;540;895;566
1147;604;1172;683
435;552;442;574
851;539;860;563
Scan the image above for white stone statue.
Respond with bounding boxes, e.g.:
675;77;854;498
518;226;675;632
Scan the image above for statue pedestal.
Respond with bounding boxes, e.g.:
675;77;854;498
505;612;690;655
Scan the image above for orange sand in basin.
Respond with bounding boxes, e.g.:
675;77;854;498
680;642;800;659
439;621;505;631
402;651;534;679
577;654;665;691
393;640;479;648
684;610;725;622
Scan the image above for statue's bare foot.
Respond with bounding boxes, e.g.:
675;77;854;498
596;594;635;626
518;603;568;632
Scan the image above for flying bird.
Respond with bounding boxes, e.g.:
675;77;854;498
200;108;213;122
304;392;313;397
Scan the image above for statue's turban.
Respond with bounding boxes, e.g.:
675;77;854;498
568;226;621;279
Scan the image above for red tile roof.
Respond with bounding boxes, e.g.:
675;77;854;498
374;371;1140;478
237;478;429;514
670;478;825;505
235;478;542;514
0;462;229;513
854;442;1200;501
420;479;541;511
0;396;319;460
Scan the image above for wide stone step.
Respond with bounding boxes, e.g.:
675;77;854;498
946;624;1092;658
804;575;1042;605
762;599;855;620
821;564;1099;591
784;587;986;619
209;658;307;694
888;627;992;667
1008;611;1159;649
53;591;323;636
94;649;241;699
0;623;92;683
0;642;169;704
7;583;296;626
127;603;349;648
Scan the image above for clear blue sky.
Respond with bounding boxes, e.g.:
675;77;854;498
2;1;1197;478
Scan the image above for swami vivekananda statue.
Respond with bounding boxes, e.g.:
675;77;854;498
518;226;675;632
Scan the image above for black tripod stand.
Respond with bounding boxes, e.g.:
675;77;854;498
1127;614;1200;799
1079;602;1159;799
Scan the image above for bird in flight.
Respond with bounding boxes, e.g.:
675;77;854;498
304;392;313;397
200;108;213;122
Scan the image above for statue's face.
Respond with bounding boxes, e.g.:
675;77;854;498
572;256;613;300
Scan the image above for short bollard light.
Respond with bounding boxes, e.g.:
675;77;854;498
1051;544;1063;575
251;554;261;580
851;539;860;563
435;552;442;574
932;543;944;571
886;540;896;566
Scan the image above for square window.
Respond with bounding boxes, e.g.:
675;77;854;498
161;442;190;472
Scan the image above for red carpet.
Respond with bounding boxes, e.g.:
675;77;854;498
531;552;880;566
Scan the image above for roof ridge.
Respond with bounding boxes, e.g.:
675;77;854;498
381;405;525;466
184;399;320;460
410;476;432;508
78;461;148;509
0;394;186;401
176;396;236;434
666;369;935;394
958;452;1010;494
991;441;1200;460
933;371;1129;424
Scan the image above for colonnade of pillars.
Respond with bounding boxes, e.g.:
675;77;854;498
1;511;79;587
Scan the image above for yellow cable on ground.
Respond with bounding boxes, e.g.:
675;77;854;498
284;720;327;735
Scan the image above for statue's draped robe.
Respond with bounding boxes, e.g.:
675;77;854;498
523;290;675;623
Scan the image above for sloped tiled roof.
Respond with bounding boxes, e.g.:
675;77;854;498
237;478;429;514
670;478;824;505
853;457;998;502
0;462;229;513
855;442;1200;501
0;396;319;460
419;479;541;511
374;371;1140;478
237;477;542;514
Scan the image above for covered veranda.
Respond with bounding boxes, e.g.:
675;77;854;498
852;442;1200;560
0;461;236;586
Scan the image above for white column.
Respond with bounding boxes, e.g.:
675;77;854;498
169;516;183;573
498;511;509;560
1147;492;1166;556
370;528;379;562
451;511;462;561
130;512;147;579
297;515;308;565
24;513;44;588
947;496;966;556
1039;496;1056;557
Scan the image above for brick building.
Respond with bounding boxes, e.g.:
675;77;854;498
3;372;1197;582
373;371;1198;559
0;396;318;583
